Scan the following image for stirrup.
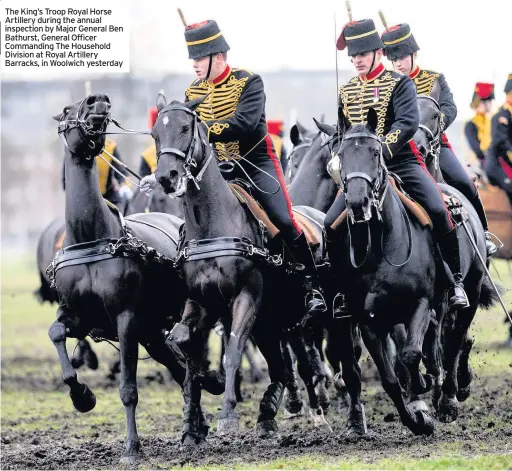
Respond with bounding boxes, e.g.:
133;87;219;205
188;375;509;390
448;283;469;309
306;288;327;313
333;293;351;320
485;232;499;256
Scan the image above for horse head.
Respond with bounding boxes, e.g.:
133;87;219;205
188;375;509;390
152;93;209;197
413;80;443;174
337;108;387;224
286;120;321;182
53;93;111;160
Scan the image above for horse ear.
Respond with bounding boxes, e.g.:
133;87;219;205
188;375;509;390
366;108;378;134
290;124;301;146
184;95;208;112
156;93;167;112
296;120;308;136
313;117;336;136
430;79;441;102
338;107;351;134
52;113;63;122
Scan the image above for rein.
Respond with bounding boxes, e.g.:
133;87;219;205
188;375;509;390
336;130;413;268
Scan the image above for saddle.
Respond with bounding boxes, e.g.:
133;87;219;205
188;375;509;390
228;182;322;248
330;174;433;230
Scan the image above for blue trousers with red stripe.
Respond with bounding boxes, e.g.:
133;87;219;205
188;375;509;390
221;136;301;240
325;155;454;240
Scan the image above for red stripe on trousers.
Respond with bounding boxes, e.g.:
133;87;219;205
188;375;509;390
409;141;454;230
265;135;302;234
499;157;512;179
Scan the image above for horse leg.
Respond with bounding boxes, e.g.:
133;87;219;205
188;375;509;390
106;355;121;381
244;340;266;383
48;308;96;413
325;322;351;413
456;334;474;402
422;309;445;410
281;339;304;417
438;301;478;423
70;339;99;371
389;324;411;398
170;300;209;447
253;329;286;438
338;319;366;436
360;324;435;436
116;310;142;464
217;290;258;436
304;319;330;415
402;299;434;398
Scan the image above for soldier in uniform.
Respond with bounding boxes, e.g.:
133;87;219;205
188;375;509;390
142;19;326;316
267;119;289;174
323;19;468;315
139;106;158;178
62;138;133;207
486;74;512;206
465;83;495;165
380;23;497;255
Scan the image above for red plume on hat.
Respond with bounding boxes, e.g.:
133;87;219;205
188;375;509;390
474;82;494;99
148;106;158;128
267;120;284;136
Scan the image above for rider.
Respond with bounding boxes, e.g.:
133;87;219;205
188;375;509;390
380;23;497;256
486;74;512;206
152;19;326;318
62;138;133;207
267;119;289;174
464;83;495;165
324;18;469;316
139;106;158;178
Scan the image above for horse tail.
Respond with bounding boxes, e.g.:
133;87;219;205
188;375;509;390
478;275;504;310
33;272;58;304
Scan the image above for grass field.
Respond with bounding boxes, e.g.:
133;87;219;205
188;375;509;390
1;253;512;470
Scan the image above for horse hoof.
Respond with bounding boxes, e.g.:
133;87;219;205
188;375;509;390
346;404;367;436
413;411;435;436
457;386;471;402
409;399;429;413
217;417;239;436
283;405;304;419
169;322;190;346
180;433;206;450
256;419;278;438
70;384;96;413
309;408;333;433
437;397;459;423
84;348;99;371
119;454;139;465
284;392;304;417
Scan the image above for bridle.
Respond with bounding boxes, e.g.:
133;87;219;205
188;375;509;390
57;96;111;158
153;104;214;198
417;95;443;169
337;131;389;224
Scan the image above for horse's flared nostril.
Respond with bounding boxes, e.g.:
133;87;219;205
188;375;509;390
169;170;178;180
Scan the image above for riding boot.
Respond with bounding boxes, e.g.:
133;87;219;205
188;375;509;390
471;189;498;256
288;232;327;317
438;229;469;309
326;234;350;319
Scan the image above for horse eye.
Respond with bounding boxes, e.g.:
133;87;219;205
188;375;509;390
182;125;190;133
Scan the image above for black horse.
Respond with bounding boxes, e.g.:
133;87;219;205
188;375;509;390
320;107;499;435
35;175;184;373
152;95;326;446
412;87;502;417
48;94;222;463
285;121;319;184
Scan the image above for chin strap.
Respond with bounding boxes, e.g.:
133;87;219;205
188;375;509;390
205;54;213;81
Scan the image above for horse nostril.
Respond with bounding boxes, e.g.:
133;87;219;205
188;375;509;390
169;170;178;180
86;95;96;105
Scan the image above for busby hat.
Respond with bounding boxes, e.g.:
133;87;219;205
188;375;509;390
504;74;512;94
381;23;420;61
336;19;385;56
471;82;495;108
267;120;284;137
184;20;230;60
